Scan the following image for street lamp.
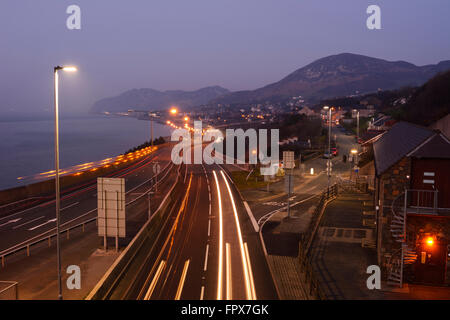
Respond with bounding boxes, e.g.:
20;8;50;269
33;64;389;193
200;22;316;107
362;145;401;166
53;65;77;300
170;107;178;115
323;106;332;196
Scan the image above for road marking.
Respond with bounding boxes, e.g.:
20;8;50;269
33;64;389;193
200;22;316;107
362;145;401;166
28;218;57;231
175;259;190;300
200;286;205;300
226;243;232;300
243;201;259;232
209;203;211;216
144;260;166;300
207;219;211;237
0;218;21;228
13;216;44;229
203;244;209;272
220;170;255;300
212;171;223;300
244;242;257;300
61;202;79;211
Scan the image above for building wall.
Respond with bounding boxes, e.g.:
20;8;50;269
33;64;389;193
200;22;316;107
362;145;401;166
380;157;412;204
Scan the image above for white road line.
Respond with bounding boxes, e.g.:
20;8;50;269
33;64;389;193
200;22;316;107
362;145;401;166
144;260;166;300
200;286;205;300
0;218;21;228
243;201;259;232
28;218;57;231
244;242;257;300
13;216;44;230
61;202;79;211
203;244;209;272
175;259;190;300
226;243;232;300
209;203;211;216
207;219;211;237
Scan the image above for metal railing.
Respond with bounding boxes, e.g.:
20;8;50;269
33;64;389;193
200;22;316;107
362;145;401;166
295;184;338;300
302;183;338;254
0;281;18;300
0;162;175;268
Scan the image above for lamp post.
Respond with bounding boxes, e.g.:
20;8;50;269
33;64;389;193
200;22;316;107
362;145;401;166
53;65;77;300
323;106;332;196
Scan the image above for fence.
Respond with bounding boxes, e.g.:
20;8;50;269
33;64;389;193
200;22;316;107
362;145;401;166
0;281;18;300
295;183;338;299
0;162;175;268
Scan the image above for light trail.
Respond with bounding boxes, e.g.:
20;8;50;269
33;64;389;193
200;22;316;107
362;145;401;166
175;259;190;300
212;170;224;300
220;170;255;300
226;243;232;300
144;260;166;300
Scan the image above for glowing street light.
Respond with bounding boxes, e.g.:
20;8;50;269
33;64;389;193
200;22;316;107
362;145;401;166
53;65;77;300
170;107;178;115
184;116;189;121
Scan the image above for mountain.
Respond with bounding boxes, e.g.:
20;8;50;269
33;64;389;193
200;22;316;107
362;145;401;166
91;86;229;113
213;53;450;104
394;70;450;126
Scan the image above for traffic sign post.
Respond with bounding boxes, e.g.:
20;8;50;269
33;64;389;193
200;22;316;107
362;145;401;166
283;151;295;218
97;177;126;252
153;162;161;192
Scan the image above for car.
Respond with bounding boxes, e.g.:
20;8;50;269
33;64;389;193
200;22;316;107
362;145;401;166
331;147;338;156
323;151;332;159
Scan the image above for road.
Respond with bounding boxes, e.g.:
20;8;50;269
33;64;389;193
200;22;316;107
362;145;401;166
109;163;277;300
0;145;175;253
248;124;358;223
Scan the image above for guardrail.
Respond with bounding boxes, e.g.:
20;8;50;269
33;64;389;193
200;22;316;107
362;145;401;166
0;161;175;268
86;165;184;300
0;281;18;300
295;183;338;300
301;183;338;254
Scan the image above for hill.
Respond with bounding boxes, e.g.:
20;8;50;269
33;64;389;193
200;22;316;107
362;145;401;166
394;70;450;126
91;86;229;113
213;53;450;104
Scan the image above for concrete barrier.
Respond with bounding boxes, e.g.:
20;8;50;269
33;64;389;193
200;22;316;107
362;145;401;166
0;144;166;213
85;166;182;300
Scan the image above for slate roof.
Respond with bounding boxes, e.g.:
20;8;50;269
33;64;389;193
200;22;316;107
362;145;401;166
409;134;450;159
373;122;435;175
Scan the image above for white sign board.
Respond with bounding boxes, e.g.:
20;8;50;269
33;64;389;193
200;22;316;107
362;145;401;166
97;177;126;238
283;151;295;169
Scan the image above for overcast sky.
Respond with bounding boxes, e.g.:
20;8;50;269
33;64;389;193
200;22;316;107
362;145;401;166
0;0;449;115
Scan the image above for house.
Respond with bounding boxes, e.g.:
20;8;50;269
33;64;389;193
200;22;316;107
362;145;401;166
368;114;395;131
429;113;450;139
371;122;450;286
298;106;316;117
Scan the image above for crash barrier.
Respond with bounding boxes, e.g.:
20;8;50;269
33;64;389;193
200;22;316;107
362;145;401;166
296;183;338;300
0;161;174;268
0;281;18;300
86;165;184;300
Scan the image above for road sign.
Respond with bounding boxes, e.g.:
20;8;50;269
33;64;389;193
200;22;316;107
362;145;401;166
97;177;126;251
153;162;161;175
283;151;295;169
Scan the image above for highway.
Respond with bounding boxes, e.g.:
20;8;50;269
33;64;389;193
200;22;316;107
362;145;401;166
105;163;277;300
0;145;175;253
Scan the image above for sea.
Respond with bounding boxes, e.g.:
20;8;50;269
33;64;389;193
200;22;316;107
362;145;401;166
0;115;171;191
